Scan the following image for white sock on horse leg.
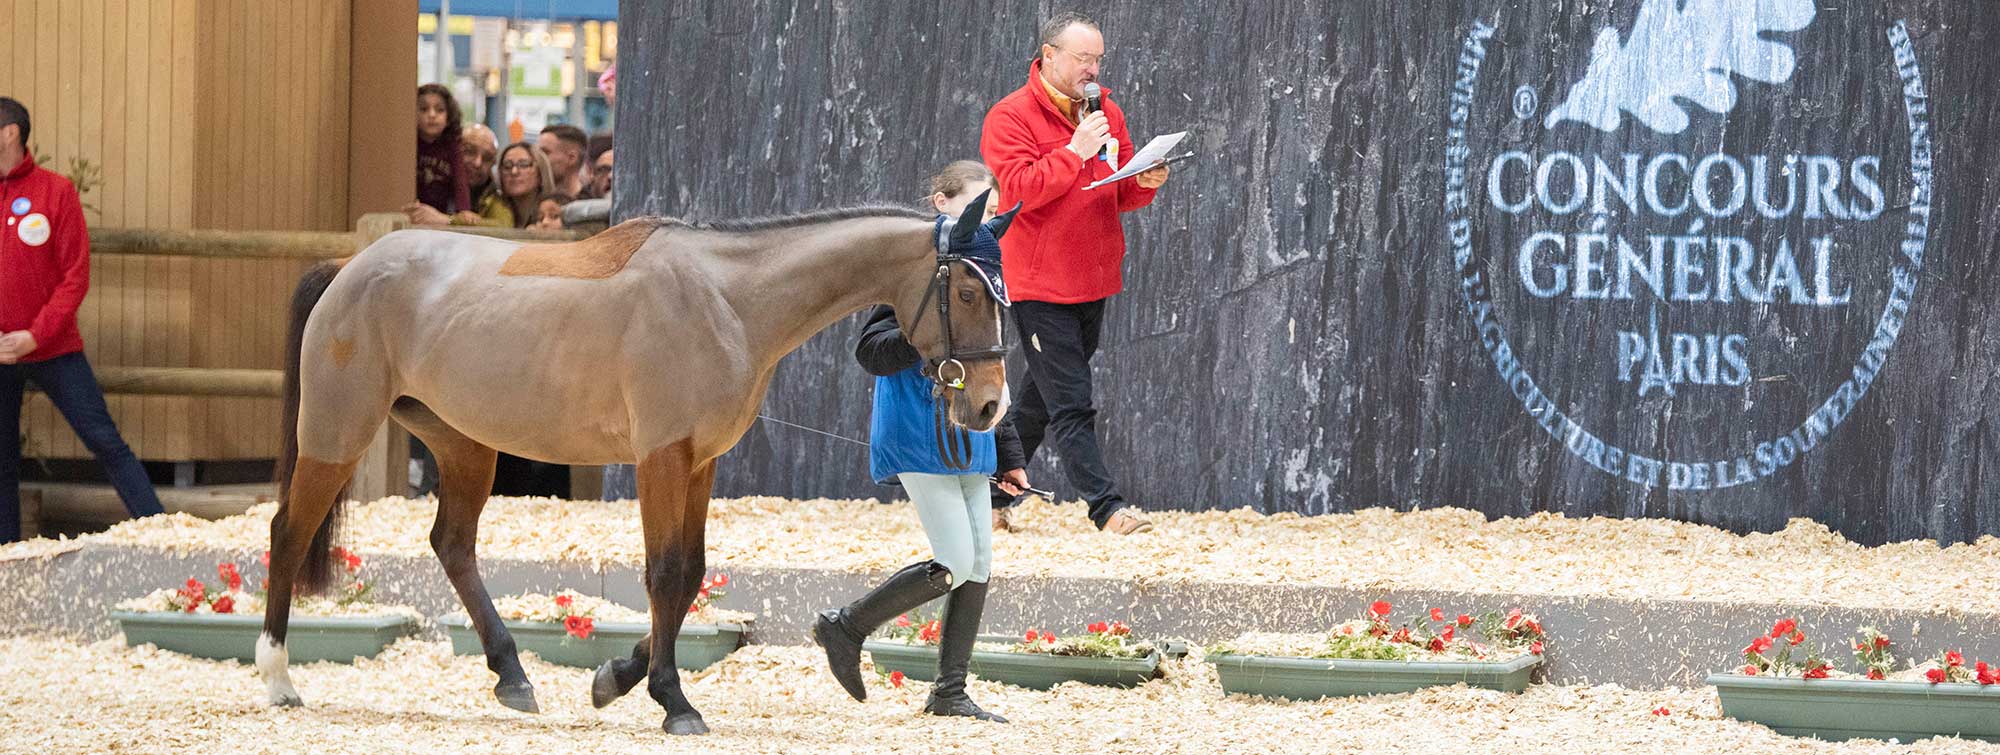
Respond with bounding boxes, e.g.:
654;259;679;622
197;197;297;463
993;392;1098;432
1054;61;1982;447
257;632;303;707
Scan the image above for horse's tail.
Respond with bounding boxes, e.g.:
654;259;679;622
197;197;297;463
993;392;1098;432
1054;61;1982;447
278;259;348;595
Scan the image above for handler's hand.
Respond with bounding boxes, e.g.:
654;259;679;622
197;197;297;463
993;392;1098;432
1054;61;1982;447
1068;111;1110;160
996;468;1029;497
1135;164;1170;189
402;202;450;225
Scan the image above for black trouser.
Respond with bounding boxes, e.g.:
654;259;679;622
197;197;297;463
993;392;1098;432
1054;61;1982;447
995;299;1126;528
0;352;165;542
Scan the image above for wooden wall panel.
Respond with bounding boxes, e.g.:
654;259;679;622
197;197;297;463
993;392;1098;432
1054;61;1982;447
5;0;350;462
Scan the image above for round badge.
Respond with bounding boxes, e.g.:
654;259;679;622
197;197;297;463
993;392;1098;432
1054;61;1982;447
17;213;51;247
8;197;27;216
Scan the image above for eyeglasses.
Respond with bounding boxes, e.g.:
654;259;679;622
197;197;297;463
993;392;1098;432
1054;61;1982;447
500;160;537;172
1048;45;1106;68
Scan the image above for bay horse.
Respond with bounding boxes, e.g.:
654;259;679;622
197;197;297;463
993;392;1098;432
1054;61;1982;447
259;195;1018;736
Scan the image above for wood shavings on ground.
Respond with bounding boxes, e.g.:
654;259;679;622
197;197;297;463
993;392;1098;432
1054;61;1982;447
0;633;1992;754
60;495;2000;613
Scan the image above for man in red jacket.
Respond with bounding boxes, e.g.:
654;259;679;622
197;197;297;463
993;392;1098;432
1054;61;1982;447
979;13;1170;535
0;97;163;542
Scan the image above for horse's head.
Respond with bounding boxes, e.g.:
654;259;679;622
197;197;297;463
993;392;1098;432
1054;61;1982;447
899;190;1021;432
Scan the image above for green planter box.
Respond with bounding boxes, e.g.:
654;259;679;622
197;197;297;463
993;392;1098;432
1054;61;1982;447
437;615;746;671
1209;653;1541;700
1709;673;2000;743
111;610;419;664
862;636;1160;690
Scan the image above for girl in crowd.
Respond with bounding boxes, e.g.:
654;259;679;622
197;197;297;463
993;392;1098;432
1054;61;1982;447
813;160;1028;723
414;84;469;216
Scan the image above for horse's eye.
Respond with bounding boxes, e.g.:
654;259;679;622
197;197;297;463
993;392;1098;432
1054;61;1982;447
958;289;976;304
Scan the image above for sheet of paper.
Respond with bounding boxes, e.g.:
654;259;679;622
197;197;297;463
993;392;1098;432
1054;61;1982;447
1083;131;1188;190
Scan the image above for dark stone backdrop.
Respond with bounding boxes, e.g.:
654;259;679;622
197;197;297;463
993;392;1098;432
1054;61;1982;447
615;0;1998;545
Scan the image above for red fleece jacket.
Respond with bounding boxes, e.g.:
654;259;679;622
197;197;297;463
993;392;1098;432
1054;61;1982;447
0;155;89;363
980;59;1158;304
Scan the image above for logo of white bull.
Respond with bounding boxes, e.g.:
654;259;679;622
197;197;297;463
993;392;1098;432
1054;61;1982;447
1544;0;1816;134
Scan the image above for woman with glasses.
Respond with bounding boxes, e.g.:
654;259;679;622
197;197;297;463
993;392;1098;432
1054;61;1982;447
487;142;556;230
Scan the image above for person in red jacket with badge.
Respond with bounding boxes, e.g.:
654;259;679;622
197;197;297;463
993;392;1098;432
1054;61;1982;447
0;97;164;542
978;12;1171;536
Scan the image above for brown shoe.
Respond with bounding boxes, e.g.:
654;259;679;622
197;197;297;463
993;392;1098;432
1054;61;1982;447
1102;509;1154;535
991;507;1016;533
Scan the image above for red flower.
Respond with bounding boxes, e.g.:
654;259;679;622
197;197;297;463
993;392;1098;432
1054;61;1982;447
1087;621;1109;634
1109;621;1130;636
1441;626;1455;642
1651;707;1670;716
1528;620;1544;635
217;563;243;592
889;670;905;688
1369;601;1392;618
1978;663;1998;686
1946;651;1965;667
211;595;235;614
1744;636;1773;656
1867;669;1885;680
1391;627;1413;645
1023;629;1039;643
564;614;595;639
1429;607;1445;622
1926;668;1947;684
1785;630;1804;646
554;594;573;609
1040;631;1056;644
259;550;271;567
918;621;941;644
1874;635;1892;649
1456;614;1474;627
330;547;362;574
711;573;729;587
1803;662;1830;680
895;615;913;628
1854;642;1869;652
1427;637;1445;652
1769;618;1797;639
1503;608;1523;630
1530;641;1544;655
1741;665;1759;676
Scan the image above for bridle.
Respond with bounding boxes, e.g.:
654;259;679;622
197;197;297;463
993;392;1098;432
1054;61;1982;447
903;255;1008;471
903;255;1008;393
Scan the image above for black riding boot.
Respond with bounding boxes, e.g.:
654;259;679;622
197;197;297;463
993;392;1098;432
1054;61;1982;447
923;580;1006;722
814;560;953;702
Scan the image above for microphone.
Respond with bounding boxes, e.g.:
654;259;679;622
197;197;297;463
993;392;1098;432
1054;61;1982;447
1081;82;1113;166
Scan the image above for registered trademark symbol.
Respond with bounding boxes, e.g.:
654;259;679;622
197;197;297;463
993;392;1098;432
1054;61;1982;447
1512;85;1538;120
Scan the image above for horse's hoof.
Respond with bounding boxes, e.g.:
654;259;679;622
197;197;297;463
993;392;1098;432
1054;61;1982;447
663;713;710;736
267;692;303;708
495;680;540;714
591;661;630;709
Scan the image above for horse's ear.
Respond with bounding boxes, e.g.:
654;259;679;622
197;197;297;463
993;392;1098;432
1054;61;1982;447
984;201;1023;240
949;190;990;249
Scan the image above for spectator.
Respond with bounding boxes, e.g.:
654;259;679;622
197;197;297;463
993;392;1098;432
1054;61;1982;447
536;124;589;198
586;145;614;201
405;123;509;227
493;141;555;229
414;84;470;216
531;192;573;231
0;96;165;542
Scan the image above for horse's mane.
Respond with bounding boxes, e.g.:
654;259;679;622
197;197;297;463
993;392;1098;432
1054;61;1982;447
640;205;932;234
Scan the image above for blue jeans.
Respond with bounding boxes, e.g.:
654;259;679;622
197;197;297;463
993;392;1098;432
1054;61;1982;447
0;352;164;542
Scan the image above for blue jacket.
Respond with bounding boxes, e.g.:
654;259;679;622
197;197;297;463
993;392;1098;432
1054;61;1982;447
856;305;1025;484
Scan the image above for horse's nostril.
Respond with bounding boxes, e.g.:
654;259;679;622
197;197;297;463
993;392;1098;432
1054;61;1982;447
979;401;999;423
